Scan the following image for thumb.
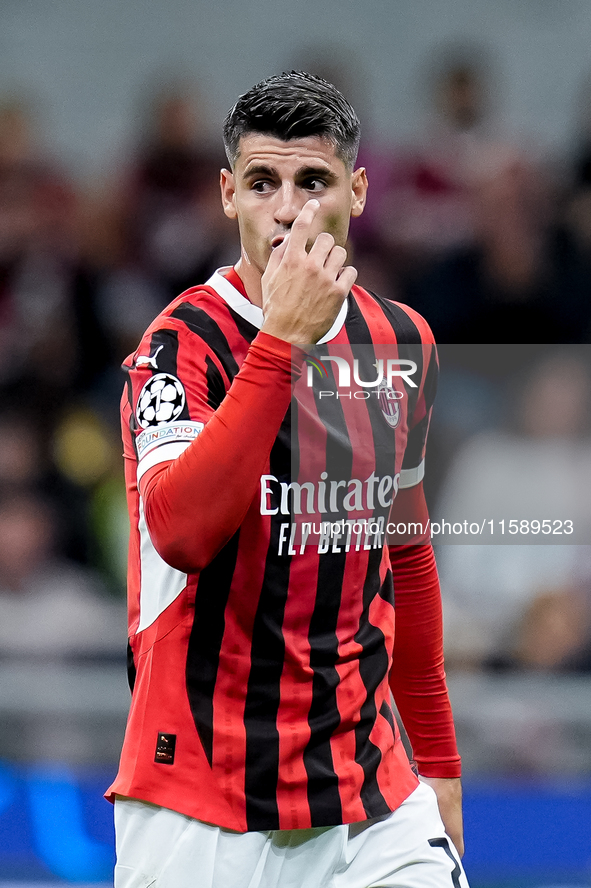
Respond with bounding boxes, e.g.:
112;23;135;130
263;233;290;280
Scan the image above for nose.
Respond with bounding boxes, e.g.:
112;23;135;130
273;183;306;227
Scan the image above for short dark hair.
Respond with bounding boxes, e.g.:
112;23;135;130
223;71;361;170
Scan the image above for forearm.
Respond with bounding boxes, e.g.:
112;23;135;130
140;332;303;572
420;776;465;857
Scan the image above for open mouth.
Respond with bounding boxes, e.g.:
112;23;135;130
271;235;285;250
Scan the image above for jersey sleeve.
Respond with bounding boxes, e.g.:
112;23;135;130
388;541;462;778
123;324;305;574
123;322;220;482
386;307;458;776
399;311;438;491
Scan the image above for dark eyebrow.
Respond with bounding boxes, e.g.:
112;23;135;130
242;164;277;180
294;166;337;183
241;163;338;183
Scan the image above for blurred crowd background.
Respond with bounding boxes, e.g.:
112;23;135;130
0;0;591;840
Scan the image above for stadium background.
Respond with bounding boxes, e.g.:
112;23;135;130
0;0;590;884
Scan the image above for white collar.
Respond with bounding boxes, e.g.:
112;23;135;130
206;268;348;344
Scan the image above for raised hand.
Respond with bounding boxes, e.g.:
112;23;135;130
260;199;357;345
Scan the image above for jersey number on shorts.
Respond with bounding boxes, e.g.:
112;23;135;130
428;837;462;888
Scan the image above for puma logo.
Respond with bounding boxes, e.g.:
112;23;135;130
136;345;164;369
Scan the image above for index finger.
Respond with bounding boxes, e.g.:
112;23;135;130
284;199;320;254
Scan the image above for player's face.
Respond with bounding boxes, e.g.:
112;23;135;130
220;134;367;278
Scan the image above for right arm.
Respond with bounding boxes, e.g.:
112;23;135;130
137;199;356;573
139;332;300;573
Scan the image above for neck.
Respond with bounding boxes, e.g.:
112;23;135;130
234;252;263;308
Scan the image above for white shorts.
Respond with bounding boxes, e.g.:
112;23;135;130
114;781;470;888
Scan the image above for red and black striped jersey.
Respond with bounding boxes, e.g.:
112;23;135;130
107;267;451;832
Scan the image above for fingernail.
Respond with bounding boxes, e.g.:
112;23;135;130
308;199;320;209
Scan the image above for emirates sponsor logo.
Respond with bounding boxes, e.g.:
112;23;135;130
260;471;400;516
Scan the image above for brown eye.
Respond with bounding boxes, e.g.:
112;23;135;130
252;180;272;193
305;179;327;192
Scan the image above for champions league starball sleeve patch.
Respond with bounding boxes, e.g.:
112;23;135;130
134;373;205;477
136;373;186;428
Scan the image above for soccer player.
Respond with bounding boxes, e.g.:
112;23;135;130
108;72;470;888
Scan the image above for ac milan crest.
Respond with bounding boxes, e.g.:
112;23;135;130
377;379;401;428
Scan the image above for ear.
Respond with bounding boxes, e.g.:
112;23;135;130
220;168;237;219
350;167;368;218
